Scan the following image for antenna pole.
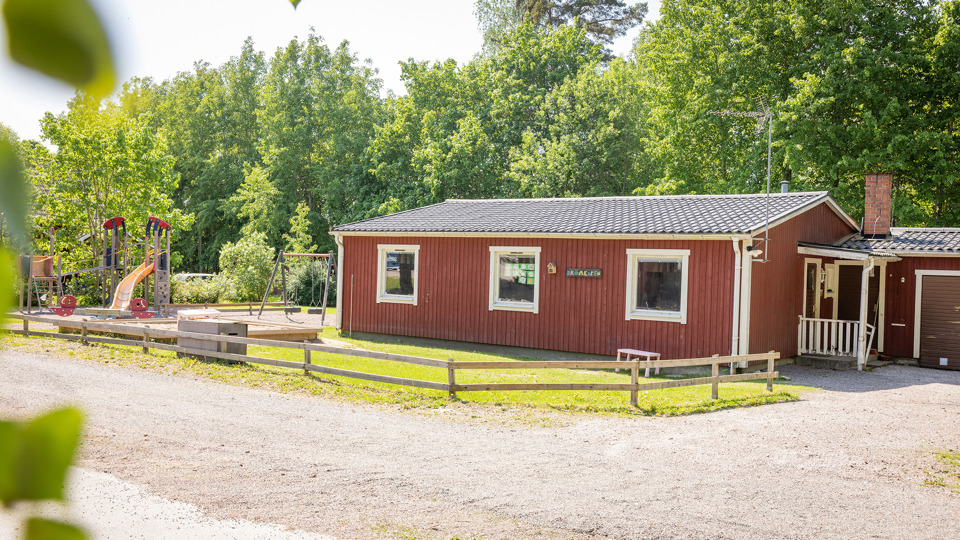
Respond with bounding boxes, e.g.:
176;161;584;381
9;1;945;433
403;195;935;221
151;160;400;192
764;112;772;246
706;101;774;262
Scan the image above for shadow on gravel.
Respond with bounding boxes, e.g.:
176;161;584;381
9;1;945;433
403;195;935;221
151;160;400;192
778;363;960;394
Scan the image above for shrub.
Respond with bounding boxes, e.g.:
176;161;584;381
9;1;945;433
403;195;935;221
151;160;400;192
171;276;225;304
287;259;336;307
218;233;275;303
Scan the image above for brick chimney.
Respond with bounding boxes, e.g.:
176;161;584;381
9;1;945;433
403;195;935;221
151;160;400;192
863;173;892;238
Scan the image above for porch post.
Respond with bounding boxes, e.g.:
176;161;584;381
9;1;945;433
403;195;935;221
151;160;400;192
857;259;875;370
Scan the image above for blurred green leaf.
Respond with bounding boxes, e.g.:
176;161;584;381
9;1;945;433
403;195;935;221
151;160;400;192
17;408;83;501
289;0;301;8
25;518;87;540
2;0;115;97
0;138;26;248
0;421;17;505
0;249;13;319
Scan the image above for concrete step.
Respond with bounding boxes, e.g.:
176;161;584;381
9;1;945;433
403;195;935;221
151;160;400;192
796;355;857;370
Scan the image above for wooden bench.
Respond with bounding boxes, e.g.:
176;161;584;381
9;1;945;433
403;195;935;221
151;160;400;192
616;348;661;377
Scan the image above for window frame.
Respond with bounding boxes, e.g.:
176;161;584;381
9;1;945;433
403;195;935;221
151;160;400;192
376;244;420;305
488;246;542;313
625;248;690;324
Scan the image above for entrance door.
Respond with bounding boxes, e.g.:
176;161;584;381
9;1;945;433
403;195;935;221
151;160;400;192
836;264;879;325
919;275;960;370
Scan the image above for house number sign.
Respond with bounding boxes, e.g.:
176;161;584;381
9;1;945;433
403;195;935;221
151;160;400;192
566;268;602;278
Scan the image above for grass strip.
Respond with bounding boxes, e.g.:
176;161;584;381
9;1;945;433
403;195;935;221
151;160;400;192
1;328;807;417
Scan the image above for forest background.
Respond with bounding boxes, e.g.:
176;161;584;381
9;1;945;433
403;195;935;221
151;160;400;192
2;0;958;275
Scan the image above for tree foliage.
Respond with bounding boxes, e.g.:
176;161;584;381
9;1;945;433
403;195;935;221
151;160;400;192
635;0;960;225
515;0;647;56
16;2;960;278
218;231;275;302
26;92;191;266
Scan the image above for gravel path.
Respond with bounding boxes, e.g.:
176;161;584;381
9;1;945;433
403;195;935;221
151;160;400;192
1;349;959;539
0;468;330;539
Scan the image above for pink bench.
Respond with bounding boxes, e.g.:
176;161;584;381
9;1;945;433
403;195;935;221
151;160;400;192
616;348;661;377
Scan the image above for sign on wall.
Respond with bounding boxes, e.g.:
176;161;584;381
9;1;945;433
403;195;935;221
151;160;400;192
566;268;602;278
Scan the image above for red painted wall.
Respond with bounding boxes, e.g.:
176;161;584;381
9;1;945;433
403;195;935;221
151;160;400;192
340;236;736;359
749;203;857;356
882;257;960;357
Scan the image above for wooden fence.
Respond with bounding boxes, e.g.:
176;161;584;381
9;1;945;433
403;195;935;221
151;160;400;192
5;314;779;407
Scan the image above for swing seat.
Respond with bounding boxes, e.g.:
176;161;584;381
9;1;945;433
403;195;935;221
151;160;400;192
306;307;326;315
284;306;301;314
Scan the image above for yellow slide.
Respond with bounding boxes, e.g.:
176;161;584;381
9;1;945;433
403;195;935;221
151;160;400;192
108;257;155;310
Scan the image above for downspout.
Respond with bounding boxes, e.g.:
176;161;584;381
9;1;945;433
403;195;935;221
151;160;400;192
731;238;742;358
857;258;875;370
335;233;345;330
738;237;754;359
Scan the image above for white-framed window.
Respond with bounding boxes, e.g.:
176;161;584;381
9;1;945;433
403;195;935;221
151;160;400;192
489;246;541;313
625;249;690;323
377;244;419;305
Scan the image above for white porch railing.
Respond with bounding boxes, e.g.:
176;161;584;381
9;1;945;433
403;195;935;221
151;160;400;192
797;317;875;364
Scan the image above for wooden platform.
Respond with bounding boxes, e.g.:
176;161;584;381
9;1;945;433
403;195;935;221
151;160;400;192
54;317;320;342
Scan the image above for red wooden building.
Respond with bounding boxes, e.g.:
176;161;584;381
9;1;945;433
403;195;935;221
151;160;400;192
332;175;960;370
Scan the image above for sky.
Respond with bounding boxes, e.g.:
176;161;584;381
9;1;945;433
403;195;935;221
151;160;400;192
0;0;661;142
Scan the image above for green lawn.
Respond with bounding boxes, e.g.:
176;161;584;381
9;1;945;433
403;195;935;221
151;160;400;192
244;327;806;415
1;326;809;417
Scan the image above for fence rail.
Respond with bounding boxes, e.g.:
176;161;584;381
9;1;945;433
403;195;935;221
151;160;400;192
5;313;779;407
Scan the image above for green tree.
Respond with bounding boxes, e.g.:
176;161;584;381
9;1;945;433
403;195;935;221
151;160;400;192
25;92;191;266
283;202;318;254
507;59;656;196
634;0;959;226
150;39;266;271
515;0;647;57
218;231;275;302
367;24;603;213
257;32;383;250
229;165;281;239
475;0;524;53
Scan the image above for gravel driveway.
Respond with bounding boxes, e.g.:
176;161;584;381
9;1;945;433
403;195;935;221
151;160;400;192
1;349;959;539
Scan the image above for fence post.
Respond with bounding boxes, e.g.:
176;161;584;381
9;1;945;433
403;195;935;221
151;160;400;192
141;329;149;354
630;361;639;407
447;360;456;399
22;317;28;334
767;350;775;392
711;354;720;399
304;348;311;375
80;324;87;346
711;361;719;399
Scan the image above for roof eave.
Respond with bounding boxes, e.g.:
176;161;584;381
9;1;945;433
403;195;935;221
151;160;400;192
328;230;753;241
746;192;858;236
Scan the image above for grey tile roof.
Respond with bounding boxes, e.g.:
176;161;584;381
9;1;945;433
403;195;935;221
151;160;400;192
333;192;837;235
840;228;960;255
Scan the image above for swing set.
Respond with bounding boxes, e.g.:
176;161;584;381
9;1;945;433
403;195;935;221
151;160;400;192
257;251;335;320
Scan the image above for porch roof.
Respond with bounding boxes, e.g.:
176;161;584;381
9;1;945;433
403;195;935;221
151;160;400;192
839;228;960;256
797;242;900;261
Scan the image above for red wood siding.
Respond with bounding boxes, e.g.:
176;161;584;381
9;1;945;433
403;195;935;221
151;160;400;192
340;236;735;359
882;257;960;358
749;203;857;356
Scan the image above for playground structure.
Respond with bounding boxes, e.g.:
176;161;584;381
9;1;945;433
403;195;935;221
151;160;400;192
18;216;171;319
258;251;335;319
